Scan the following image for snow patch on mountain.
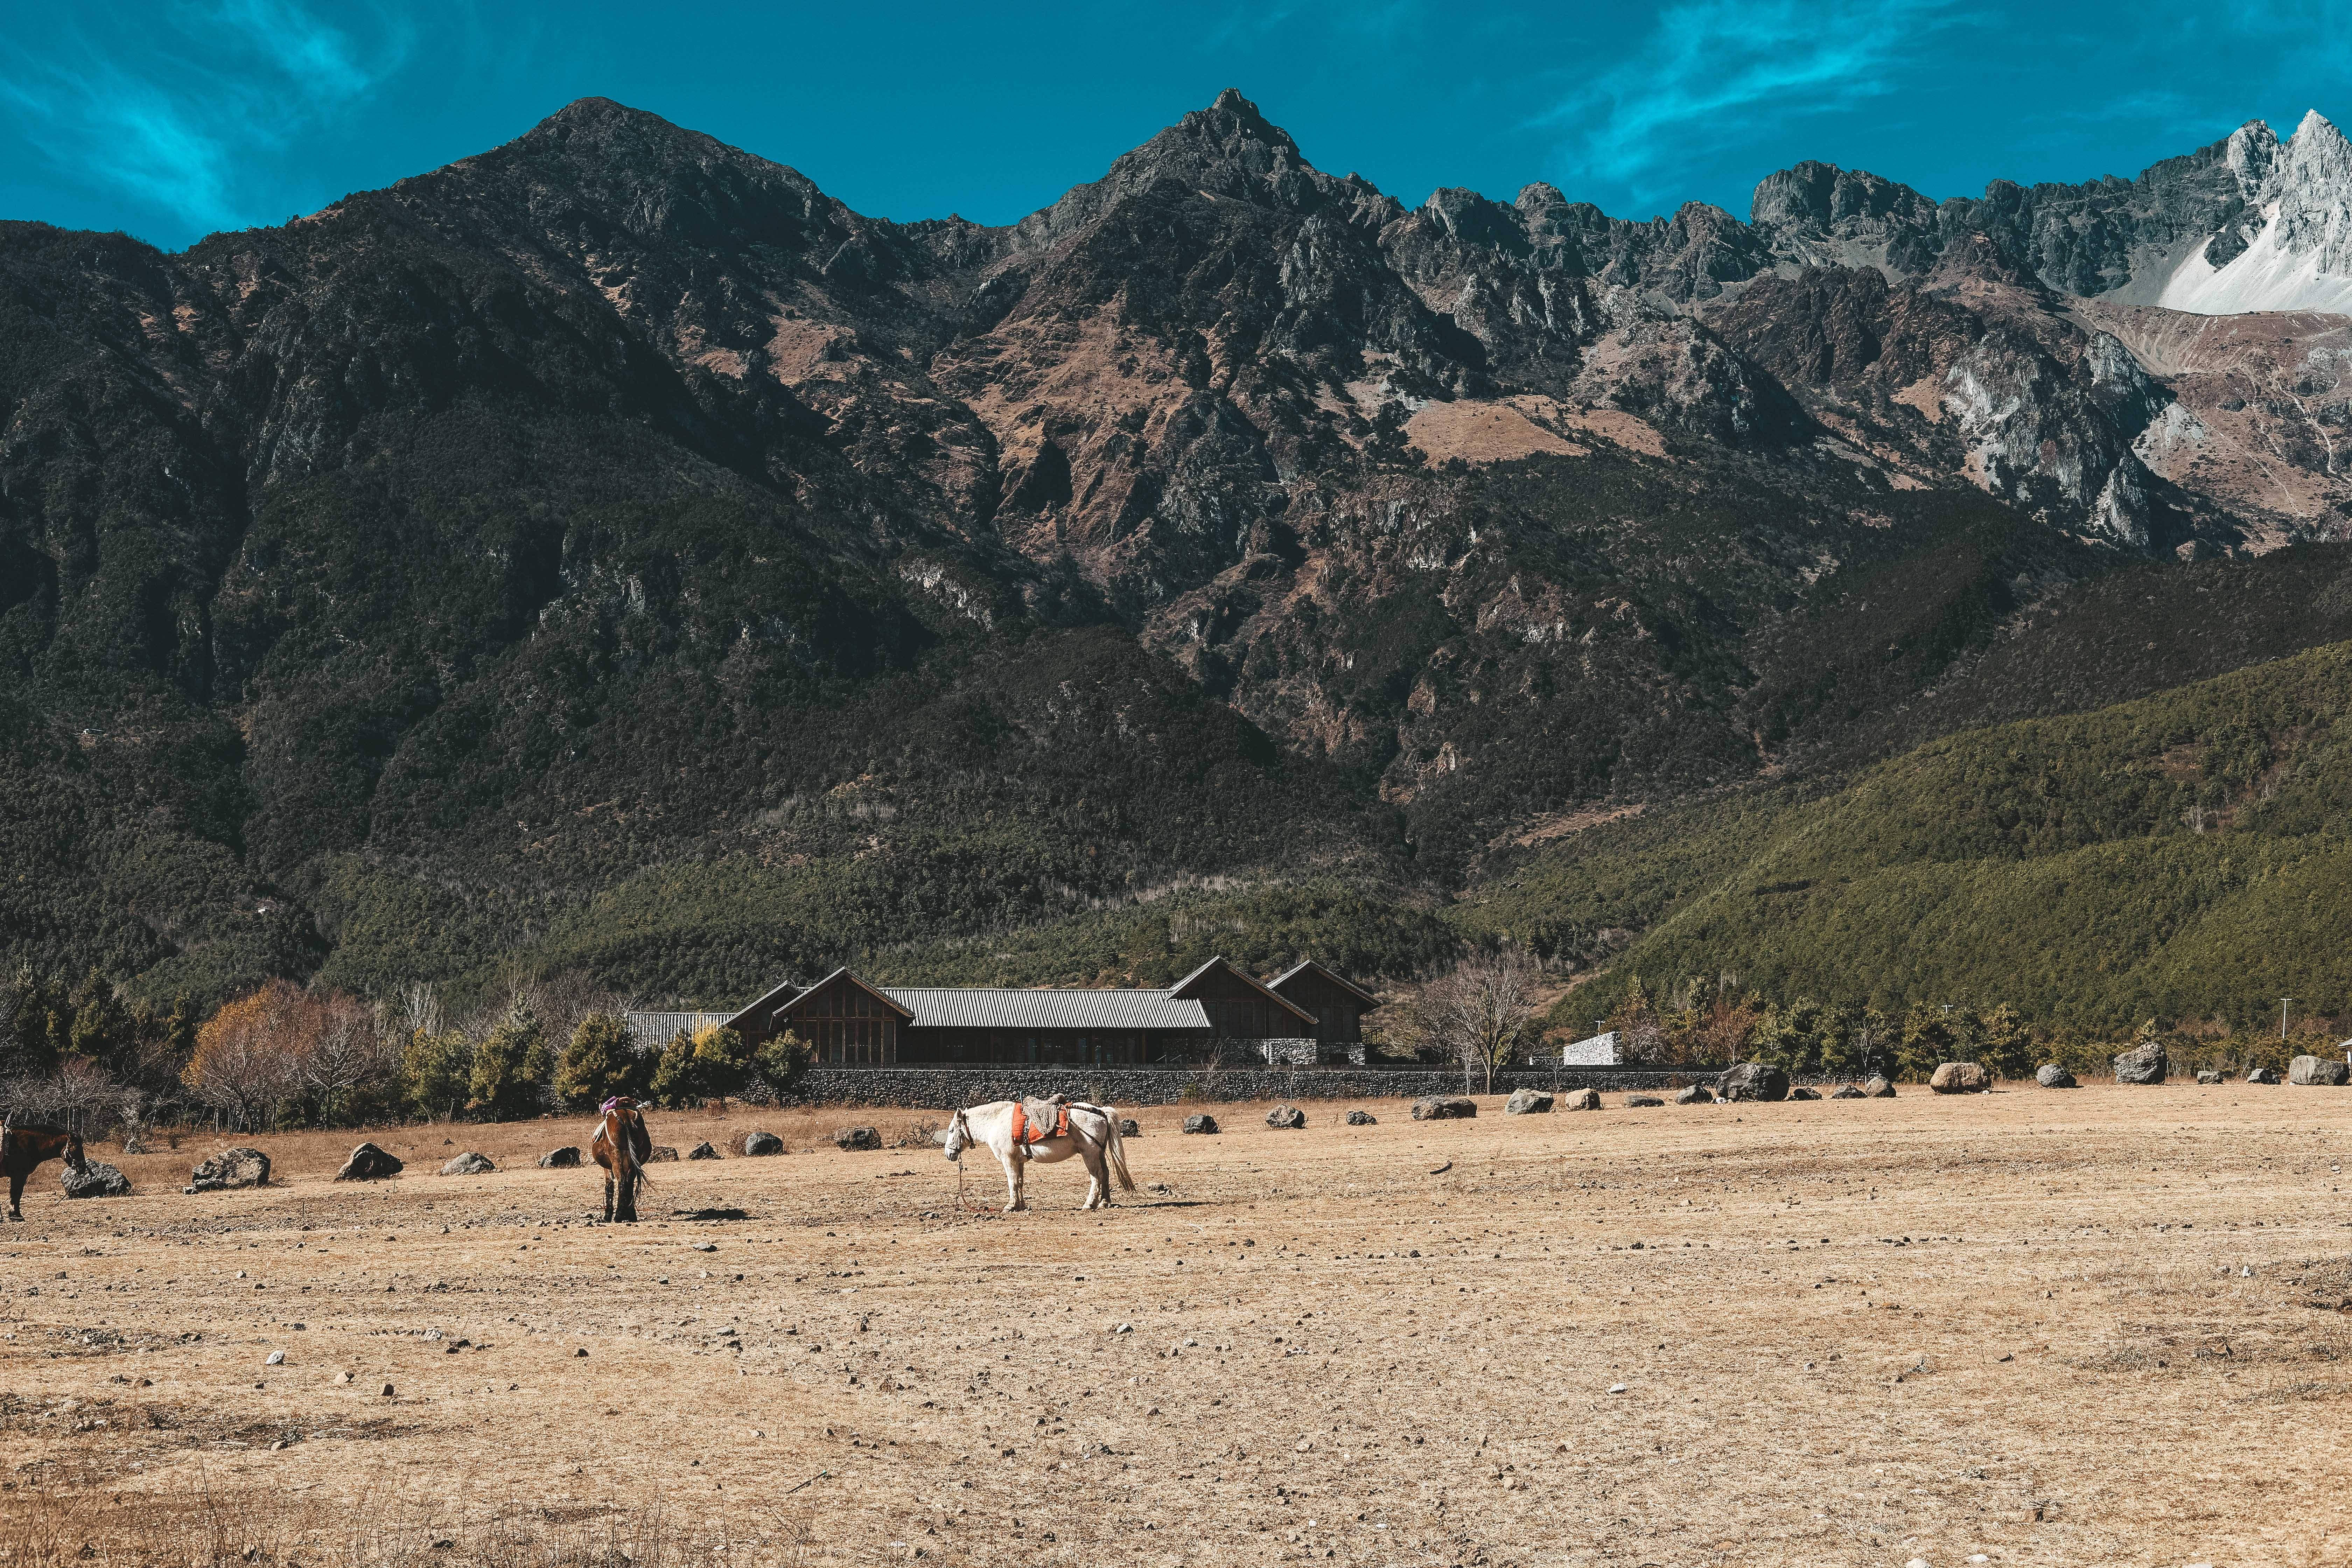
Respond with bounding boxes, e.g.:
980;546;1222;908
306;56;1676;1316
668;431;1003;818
2161;111;2352;315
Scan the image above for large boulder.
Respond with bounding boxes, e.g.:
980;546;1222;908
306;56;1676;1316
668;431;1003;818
62;1160;130;1199
1265;1104;1307;1129
2246;1066;2281;1085
1675;1084;1714;1106
2113;1041;2167;1085
1345;1110;1377;1126
2196;1069;2225;1086
1930;1062;1989;1094
1864;1077;1897;1098
2035;1063;2078;1089
1564;1087;1603;1111
1118;1118;1141;1136
685;1141;721;1160
334;1143;403;1182
833;1127;882;1152
2289;1054;2350;1087
1624;1094;1665;1107
187;1147;270;1192
537;1146;582;1169
734;1130;784;1156
439;1152;495;1176
1788;1086;1822;1101
1717;1063;1790;1102
1830;1085;1866;1099
1411;1096;1477;1121
1182;1114;1219;1135
1503;1088;1554;1115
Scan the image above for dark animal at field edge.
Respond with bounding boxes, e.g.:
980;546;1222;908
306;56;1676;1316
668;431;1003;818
0;1121;86;1220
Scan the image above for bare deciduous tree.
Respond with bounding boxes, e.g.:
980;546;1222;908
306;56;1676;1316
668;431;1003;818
1423;947;1541;1094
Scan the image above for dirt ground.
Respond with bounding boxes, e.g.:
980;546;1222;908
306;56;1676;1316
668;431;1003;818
5;1085;2352;1567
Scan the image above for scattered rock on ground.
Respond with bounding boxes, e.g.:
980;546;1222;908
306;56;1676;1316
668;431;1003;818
1411;1096;1477;1120
438;1152;494;1176
1625;1095;1664;1107
62;1160;131;1198
1345;1109;1377;1125
2289;1054;2350;1086
2197;1069;2224;1085
1718;1063;1790;1102
1830;1085;1866;1099
2246;1066;2281;1085
1788;1086;1822;1100
2113;1040;2168;1085
2036;1063;2078;1088
187;1147;270;1193
685;1141;720;1160
1675;1085;1714;1105
1118;1118;1140;1136
1565;1087;1602;1111
646;1145;679;1161
833;1127;881;1151
1864;1076;1897;1098
1504;1088;1554;1115
333;1143;403;1182
1182;1114;1219;1135
1930;1062;1990;1094
734;1130;784;1156
1265;1104;1306;1129
537;1146;582;1169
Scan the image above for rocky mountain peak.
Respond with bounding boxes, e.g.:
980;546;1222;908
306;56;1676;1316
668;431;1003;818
2160;106;2352;314
2225;117;2282;196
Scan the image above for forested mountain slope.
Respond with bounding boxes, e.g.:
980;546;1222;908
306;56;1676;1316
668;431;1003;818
6;91;2352;1022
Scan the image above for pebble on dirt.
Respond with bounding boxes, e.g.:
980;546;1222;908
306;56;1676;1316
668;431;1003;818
332;1143;403;1182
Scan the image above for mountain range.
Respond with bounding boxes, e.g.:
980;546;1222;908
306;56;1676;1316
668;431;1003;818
8;90;2352;1030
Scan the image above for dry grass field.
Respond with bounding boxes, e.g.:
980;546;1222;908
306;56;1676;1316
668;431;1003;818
5;1085;2352;1567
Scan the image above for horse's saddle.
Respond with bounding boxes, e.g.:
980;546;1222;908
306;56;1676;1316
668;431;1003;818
1010;1097;1072;1149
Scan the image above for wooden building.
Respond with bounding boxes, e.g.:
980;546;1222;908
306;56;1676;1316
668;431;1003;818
630;955;1377;1069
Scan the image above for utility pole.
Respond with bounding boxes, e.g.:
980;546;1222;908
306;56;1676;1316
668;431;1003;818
2281;997;2295;1041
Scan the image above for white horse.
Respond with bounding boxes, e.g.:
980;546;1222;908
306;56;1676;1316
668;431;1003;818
944;1099;1136;1212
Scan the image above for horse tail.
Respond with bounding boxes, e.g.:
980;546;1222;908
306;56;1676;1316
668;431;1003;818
1102;1105;1136;1194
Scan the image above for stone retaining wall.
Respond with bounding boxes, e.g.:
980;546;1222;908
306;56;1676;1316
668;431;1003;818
784;1065;1721;1108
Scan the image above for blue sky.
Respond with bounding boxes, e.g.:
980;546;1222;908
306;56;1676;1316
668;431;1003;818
5;1;2348;251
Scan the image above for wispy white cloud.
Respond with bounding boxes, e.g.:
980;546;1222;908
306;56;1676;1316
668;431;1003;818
1538;0;1962;213
0;2;413;239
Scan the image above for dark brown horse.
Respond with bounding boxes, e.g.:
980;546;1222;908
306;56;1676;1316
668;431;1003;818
1;1120;87;1221
590;1097;651;1223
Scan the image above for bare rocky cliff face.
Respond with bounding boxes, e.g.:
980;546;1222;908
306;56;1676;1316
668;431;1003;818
5;91;2352;999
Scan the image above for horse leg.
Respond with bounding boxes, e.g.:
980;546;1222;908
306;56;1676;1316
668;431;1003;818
602;1168;615;1224
6;1170;21;1221
1003;1151;1025;1213
618;1167;637;1224
1079;1142;1109;1210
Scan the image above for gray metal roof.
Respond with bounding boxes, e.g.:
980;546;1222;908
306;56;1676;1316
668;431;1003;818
622;1011;732;1051
1269;960;1381;1009
879;987;1209;1032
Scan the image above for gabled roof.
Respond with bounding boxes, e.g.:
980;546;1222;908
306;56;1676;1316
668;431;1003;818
776;967;916;1021
721;974;810;1032
1268;959;1381;1010
1166;955;1318;1028
621;1010;734;1051
880;987;1208;1032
